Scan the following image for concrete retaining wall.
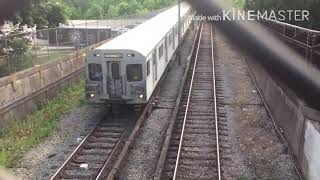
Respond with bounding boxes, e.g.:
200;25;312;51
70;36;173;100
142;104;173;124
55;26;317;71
0;38;110;130
245;57;320;180
0;51;86;129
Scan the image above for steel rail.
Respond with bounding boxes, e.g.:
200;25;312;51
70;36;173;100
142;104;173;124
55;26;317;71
106;89;158;180
241;57;304;180
95;132;126;180
172;22;204;180
50;114;128;180
106;20;196;180
50;127;96;180
186;0;320;110
153;21;202;180
211;24;221;180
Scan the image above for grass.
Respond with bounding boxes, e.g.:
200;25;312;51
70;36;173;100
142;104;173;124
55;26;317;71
0;80;86;168
235;96;248;108
0;50;73;78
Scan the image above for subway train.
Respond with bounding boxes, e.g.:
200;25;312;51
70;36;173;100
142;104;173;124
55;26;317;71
85;3;194;106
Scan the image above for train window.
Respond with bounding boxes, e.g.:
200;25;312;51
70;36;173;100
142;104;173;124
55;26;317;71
158;44;164;59
88;63;103;81
169;33;173;45
153;50;157;63
147;61;150;76
111;63;120;80
172;29;175;48
127;64;143;82
182;19;184;33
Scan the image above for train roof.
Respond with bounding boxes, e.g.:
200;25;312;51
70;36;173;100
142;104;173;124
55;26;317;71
96;3;191;57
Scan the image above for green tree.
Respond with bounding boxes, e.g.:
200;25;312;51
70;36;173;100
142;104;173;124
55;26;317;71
46;2;68;27
8;37;29;57
87;5;104;19
108;5;120;17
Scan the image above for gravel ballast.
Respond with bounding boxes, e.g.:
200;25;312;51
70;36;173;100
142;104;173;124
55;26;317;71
213;26;299;180
118;27;198;180
13;106;104;179
11;22;300;180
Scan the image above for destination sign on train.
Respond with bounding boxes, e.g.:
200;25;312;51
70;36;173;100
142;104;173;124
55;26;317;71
104;53;123;58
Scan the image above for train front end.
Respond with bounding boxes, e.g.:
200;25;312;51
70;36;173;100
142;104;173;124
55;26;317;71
85;49;147;106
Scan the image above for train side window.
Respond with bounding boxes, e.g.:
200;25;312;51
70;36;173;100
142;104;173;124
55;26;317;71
111;63;120;80
147;61;150;76
88;63;103;81
153;49;157;62
127;64;143;82
172;29;175;48
158;44;164;59
169;33;173;45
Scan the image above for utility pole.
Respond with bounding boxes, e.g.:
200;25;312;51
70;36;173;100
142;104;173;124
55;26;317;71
178;0;181;65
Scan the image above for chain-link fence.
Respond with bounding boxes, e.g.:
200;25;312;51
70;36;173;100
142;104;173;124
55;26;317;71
0;12;159;78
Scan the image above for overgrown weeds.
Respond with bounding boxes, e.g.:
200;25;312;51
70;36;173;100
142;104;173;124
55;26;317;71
0;80;86;167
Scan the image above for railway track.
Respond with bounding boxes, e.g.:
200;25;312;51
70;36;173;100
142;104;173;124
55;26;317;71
50;90;157;180
50;110;137;180
155;22;228;180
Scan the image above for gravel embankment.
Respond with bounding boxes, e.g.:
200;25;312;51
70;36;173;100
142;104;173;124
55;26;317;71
11;23;300;180
213;26;299;180
13;106;104;179
118;27;198;180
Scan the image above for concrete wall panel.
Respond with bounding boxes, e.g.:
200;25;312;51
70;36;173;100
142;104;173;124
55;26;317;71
244;56;320;180
303;120;320;180
0;39;107;130
0;52;85;130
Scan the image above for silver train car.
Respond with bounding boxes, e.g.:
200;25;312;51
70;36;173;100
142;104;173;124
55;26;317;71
85;3;194;105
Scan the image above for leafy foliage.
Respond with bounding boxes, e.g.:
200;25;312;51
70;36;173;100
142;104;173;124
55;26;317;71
65;0;175;19
0;31;30;56
7;0;68;29
0;81;86;167
1;0;175;29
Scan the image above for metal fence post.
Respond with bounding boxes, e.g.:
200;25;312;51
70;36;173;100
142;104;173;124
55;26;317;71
4;35;11;75
55;27;59;50
121;18;123;34
33;29;37;65
86;19;89;46
97;20;99;43
73;24;76;50
47;29;50;60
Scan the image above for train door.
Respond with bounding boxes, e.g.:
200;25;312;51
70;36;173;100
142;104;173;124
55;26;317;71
152;50;157;83
106;62;123;98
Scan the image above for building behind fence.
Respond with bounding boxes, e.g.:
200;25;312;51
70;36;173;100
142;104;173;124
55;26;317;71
0;16;149;78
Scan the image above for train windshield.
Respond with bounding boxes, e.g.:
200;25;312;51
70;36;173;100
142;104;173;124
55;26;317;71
88;63;103;81
126;64;143;82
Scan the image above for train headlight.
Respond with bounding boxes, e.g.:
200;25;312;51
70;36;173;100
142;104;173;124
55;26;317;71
90;93;95;98
135;86;144;95
139;94;144;99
